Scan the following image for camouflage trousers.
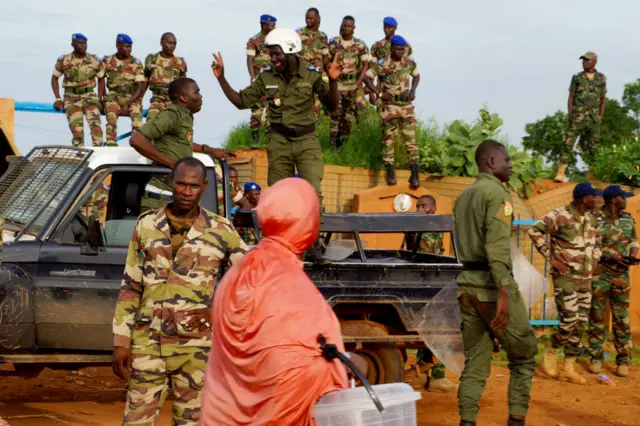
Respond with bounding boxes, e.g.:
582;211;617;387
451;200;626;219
381;103;418;165
250;99;270;132
105;93;143;146
329;88;357;143
84;180;110;220
122;351;208;426
147;94;171;122
561;115;601;165
552;276;592;357
589;271;632;365
63;93;103;147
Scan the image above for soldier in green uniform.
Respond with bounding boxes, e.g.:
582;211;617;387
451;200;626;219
51;33;104;147
554;51;607;182
588;185;638;378
129;78;229;212
363;35;420;189
144;32;187;122
112;157;248;426
99;34;146;147
297;7;330;116
454;140;537;426
246;14;277;145
212;28;341;262
529;182;603;385
328;16;370;149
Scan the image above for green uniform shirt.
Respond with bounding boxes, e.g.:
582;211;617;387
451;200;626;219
137;104;194;192
453;173;516;299
239;59;330;129
596;208;639;275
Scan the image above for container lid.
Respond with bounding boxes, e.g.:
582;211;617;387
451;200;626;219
312;383;422;417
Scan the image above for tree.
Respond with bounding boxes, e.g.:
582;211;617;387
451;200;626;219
622;78;640;130
521;99;636;171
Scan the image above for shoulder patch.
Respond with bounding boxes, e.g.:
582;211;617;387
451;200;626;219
260;65;272;73
179;56;186;63
377;58;384;65
133;58;141;65
308;65;321;72
295;27;303;33
57;55;65;61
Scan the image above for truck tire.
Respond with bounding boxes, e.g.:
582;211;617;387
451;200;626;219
340;320;404;385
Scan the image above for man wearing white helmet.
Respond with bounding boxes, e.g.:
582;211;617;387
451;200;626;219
212;27;341;263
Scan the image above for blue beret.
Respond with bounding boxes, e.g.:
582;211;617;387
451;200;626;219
116;33;133;44
244;182;262;192
383;17;398;27
390;35;407;46
260;14;277;23
72;33;87;41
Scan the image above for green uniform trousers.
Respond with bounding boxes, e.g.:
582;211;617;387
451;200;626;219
267;130;324;203
122;350;208;426
457;287;537;423
589;271;632;365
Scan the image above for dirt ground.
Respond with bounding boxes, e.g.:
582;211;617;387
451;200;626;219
0;362;639;426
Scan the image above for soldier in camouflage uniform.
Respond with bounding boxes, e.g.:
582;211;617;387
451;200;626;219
406;195;457;393
51;33;104;147
99;34;146;146
234;182;261;246
246;14;277;145
144;33;188;123
529;182;603;385
370;16;413;63
588;185;638;378
297;7;330;116
328;16;370;149
363;35;420;189
112;157;248;426
555;51;607;182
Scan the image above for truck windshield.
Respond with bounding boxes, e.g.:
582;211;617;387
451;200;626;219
0;147;91;236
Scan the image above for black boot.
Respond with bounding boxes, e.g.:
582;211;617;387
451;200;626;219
460;421;476;426
385;164;397;186
252;130;260;146
507;417;525;426
409;162;420;189
304;238;330;265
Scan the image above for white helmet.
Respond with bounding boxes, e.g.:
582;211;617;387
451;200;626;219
265;28;302;54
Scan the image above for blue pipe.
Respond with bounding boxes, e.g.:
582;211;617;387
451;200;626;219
530;320;559;326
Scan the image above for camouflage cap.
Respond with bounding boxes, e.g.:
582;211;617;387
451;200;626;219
580;51;598;61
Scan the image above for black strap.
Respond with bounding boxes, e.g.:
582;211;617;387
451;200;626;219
462;261;490;271
270;122;316;138
317;334;385;414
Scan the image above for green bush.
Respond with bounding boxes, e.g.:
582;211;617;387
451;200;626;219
223;106;553;198
593;136;640;187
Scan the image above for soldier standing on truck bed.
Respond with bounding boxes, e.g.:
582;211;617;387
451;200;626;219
554;51;607;182
328;15;370;149
246;14;277;145
211;28;341;263
112;157;247;426
129;78;230;212
297;7;330;116
588;185;638;379
144;32;187;122
99;34;146;147
51;33;104;147
454;140;537;426
405;195;457;393
528;182;603;385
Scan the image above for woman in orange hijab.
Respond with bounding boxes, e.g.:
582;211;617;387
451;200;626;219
199;178;348;426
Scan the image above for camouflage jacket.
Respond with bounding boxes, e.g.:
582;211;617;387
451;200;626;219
144;52;187;95
529;204;602;280
296;27;329;69
328;36;369;91
246;32;271;76
596;208;639;275
366;56;419;105
53;52;104;89
370;38;413;63
569;70;607;117
406;232;444;255
102;54;146;91
112;206;247;356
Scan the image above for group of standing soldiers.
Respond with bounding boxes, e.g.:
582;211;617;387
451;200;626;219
245;9;421;188
51;31;186;147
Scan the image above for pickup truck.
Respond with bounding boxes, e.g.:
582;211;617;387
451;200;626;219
0;145;463;384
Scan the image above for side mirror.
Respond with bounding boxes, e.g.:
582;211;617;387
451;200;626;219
81;216;105;256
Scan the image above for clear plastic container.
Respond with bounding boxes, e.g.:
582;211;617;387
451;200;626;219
312;383;422;426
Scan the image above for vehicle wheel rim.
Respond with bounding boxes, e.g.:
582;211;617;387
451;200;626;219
353;349;384;385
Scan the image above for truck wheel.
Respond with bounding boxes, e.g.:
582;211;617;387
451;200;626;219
340;320;404;385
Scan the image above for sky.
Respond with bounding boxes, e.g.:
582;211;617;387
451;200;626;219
2;0;640;155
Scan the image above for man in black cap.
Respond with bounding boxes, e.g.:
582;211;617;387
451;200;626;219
589;185;638;378
529;182;603;385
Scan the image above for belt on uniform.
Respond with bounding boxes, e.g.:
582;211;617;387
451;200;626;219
151;85;169;95
65;86;95;95
110;86;137;94
462;261;490;271
270;122;316;138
